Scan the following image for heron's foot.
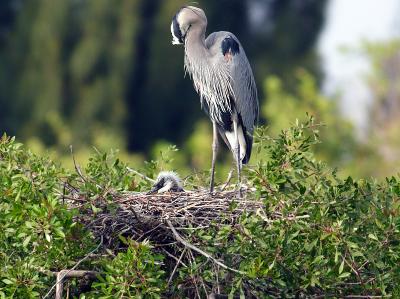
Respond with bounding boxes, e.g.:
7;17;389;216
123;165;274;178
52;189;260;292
209;181;215;195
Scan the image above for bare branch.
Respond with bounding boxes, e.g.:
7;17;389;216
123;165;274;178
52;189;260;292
166;219;245;275
126;167;155;183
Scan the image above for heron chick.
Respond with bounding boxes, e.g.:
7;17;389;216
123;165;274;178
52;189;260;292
148;171;184;194
171;6;259;193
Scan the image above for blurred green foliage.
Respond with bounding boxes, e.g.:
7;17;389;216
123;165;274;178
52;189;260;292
360;40;400;178
0;0;328;162
260;69;356;172
0;0;140;148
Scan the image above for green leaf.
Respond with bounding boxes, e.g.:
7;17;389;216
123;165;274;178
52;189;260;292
334;249;340;264
305;239;318;252
338;272;351;279
368;233;378;241
202;235;212;241
55;228;66;238
15;189;21;201
346;241;359;249
91;204;102;214
45;232;51;242
339;259;345;274
320;232;330;240
25;221;34;228
269;259;275;270
23;235;31;247
240;288;245;299
2;279;13;285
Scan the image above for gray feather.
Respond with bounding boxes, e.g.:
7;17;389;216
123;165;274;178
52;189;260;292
205;32;259;134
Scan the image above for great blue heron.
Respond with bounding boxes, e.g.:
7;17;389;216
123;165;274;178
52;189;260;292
148;171;184;194
171;6;259;193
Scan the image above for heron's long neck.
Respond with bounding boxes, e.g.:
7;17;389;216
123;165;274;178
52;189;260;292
184;24;208;63
184;22;232;122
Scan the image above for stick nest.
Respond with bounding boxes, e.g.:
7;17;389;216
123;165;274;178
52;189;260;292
69;188;263;249
64;184;290;297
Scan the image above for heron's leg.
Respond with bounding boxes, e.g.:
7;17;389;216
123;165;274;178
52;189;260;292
233;119;242;197
210;121;219;193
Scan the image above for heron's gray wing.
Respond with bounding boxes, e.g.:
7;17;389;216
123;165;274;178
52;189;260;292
206;32;259;135
205;32;259;163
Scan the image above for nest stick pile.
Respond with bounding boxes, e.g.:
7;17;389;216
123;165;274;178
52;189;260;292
62;187;285;297
70;189;264;249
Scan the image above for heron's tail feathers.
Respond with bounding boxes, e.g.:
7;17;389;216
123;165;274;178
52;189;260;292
241;133;253;164
222;124;253;165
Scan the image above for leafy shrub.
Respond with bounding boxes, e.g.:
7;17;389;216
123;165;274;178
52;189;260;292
1;116;399;298
0;135;94;298
166;117;400;297
244;117;399;296
86;238;166;299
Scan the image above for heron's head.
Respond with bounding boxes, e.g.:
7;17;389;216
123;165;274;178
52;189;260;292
148;171;184;194
171;6;207;45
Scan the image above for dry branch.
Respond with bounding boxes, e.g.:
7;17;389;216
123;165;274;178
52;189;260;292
166;219;245;275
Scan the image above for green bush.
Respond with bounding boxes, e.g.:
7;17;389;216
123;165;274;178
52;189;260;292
0;135;94;298
230;117;399;296
87;238;166;299
1;116;399;298
164;117;400;297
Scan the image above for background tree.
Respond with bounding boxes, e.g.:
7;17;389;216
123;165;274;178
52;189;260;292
352;40;400;178
259;70;356;173
0;0;328;156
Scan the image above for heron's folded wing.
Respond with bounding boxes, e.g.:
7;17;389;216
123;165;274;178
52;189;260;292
207;32;259;134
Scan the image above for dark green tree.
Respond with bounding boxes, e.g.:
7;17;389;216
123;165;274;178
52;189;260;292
0;0;328;158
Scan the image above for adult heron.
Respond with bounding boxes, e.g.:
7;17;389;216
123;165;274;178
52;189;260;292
171;6;259;193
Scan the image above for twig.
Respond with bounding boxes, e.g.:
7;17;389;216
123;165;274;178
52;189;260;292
70;145;87;183
168;248;186;285
161;248;187;267
343;255;363;285
214;264;221;294
43;237;103;299
165;220;245;275
62;182;66;205
137;223;162;240
126;167;155;183
220;169;234;191
188;250;202;299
